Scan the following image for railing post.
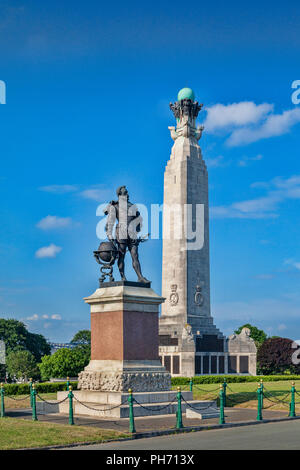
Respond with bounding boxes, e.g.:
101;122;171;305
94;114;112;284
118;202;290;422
223;378;227;408
289;381;296;418
29;378;33;408
176;386;183;429
68;386;74;425
32;384;38;421
257;383;262;421
66;376;70;391
128;389;136;434
0;383;5;418
219;384;225;424
189;378;193;392
260;378;264;410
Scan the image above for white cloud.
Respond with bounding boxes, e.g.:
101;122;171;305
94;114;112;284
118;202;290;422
36;215;72;230
51;314;62;320
39;185;78;194
80;187;110;201
35;244;62;259
213;296;300;338
211;174;300;219
26;314;39;321
284;259;300;271
206;155;226;168
227;108;300;146
238;154;263;167
204;102;273;132
204;101;300;147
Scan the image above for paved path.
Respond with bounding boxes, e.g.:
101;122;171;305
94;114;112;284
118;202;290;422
7;407;287;433
67;419;300;450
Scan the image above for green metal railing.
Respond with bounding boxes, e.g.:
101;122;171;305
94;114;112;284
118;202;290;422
1;378;299;434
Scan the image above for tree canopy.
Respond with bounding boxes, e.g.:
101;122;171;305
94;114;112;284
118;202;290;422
71;330;91;344
6;350;40;381
39;347;90;381
0;318;50;361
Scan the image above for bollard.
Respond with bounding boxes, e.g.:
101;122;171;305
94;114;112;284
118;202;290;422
222;378;227;408
66;376;70;391
0;383;5;418
29;378;33;408
219;384;225;425
189;378;193;392
289;381;296;418
176;386;183;429
257;384;262;421
128;389;136;433
68;386;74;425
260;378;264;410
32;384;38;421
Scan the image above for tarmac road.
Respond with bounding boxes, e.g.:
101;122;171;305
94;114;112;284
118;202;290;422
67;419;300;450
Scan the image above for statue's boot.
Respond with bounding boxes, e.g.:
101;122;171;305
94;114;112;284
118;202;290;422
138;276;150;283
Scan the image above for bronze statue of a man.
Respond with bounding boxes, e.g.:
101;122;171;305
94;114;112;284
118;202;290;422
104;186;149;283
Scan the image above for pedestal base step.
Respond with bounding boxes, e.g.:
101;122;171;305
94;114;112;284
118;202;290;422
186;407;220;419
49;390;220;419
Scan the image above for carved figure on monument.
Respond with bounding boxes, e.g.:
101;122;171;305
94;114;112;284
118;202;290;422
182;324;194;343
93;186;150;284
194;284;204;306
169;284;179;306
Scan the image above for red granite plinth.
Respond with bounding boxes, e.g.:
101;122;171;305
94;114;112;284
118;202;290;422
91;310;159;361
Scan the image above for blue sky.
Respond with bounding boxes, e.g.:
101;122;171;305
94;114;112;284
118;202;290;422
1;0;300;342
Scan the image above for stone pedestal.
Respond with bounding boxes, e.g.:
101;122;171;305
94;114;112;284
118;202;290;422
78;282;171;392
49;281;219;420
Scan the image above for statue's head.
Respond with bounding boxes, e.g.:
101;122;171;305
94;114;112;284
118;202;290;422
116;185;129;200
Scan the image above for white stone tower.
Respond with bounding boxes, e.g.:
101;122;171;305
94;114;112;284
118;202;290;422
159;88;225;376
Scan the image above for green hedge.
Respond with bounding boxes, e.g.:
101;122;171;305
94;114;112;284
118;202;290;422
2;381;78;396
2;375;300;395
171;375;300;385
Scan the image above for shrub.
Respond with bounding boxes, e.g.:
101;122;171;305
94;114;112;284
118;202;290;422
39;347;90;381
171;374;300;386
257;337;300;375
2;381;78;396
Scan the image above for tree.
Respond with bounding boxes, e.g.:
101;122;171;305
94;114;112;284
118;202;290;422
6;350;40;381
257;337;300;375
39;347;90;381
234;323;267;348
71;330;91;344
0;318;50;361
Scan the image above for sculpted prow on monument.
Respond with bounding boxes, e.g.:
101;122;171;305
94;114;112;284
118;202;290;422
93;185;150;285
168;87;204;143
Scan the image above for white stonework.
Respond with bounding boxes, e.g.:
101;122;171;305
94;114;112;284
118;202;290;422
160;97;223;340
159;91;256;376
78;360;171;392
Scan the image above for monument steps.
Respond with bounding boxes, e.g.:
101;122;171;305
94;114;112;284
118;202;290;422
38;389;219;419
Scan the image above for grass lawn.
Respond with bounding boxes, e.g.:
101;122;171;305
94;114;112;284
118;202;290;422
0;417;130;450
173;380;300;412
